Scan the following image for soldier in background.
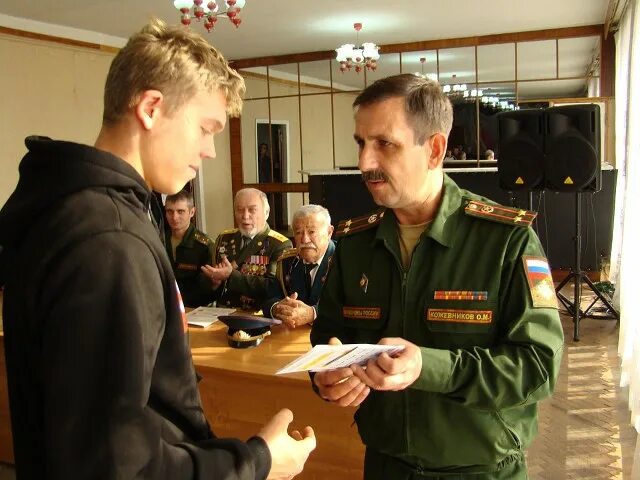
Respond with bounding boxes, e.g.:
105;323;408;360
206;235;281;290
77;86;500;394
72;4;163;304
164;190;215;307
203;188;291;310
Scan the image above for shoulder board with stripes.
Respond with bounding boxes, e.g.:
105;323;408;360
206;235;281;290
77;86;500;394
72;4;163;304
220;228;238;235
194;231;211;246
277;248;299;262
335;209;386;237
268;229;290;243
464;199;536;227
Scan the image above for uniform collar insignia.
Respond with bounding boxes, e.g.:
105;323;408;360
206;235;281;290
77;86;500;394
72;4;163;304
359;273;369;293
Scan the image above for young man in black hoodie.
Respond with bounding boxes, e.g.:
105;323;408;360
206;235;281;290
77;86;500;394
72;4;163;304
0;19;315;480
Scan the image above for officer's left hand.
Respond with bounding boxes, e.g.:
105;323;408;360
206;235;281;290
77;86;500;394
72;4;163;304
351;337;422;392
274;292;315;328
201;257;233;283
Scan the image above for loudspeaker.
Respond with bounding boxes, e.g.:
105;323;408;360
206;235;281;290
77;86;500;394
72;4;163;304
544;105;601;192
497;109;545;190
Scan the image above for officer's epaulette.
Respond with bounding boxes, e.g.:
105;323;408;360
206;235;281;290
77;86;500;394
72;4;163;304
194;231;211;246
335;209;386;237
220;228;238;235
464;199;537;227
268;229;290;243
277;248;298;262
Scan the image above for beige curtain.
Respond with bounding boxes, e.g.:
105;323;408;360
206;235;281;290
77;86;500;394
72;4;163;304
612;0;640;475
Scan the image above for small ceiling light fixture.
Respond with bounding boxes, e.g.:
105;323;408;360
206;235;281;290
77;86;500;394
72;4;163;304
173;0;246;32
335;23;380;73
442;74;468;96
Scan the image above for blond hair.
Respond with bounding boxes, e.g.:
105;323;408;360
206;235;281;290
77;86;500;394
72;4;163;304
103;18;245;124
353;73;453;145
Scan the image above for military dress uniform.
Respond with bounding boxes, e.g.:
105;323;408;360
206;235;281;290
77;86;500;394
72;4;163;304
165;224;215;308
311;175;564;479
263;240;336;318
212;225;292;310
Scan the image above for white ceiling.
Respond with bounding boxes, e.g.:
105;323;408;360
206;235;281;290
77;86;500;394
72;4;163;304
0;0;608;61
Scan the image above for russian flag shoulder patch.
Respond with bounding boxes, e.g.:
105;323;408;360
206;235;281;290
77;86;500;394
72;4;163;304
522;256;558;309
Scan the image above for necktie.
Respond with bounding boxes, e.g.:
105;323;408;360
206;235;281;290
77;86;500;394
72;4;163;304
304;263;318;292
241;236;251;250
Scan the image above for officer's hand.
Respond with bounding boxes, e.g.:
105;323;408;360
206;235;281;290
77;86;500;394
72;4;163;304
351;337;422;392
257;408;316;480
313;338;370;407
275;293;315;328
201;257;233;283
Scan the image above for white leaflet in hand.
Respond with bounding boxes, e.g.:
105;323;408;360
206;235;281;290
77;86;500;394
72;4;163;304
276;344;405;375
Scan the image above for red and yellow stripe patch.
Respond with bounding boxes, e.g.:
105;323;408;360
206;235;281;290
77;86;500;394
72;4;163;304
434;290;488;301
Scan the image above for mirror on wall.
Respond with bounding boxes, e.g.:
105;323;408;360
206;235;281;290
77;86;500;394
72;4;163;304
300;94;334;172
333;91;359;169
239;67;268;99
402;50;438;79
269;96;302;183
332;58;365;91
235;30;604;186
269;63;299;97
558;36;601;78
366;52;401;85
517;40;557;80
438;46;476;86
518;79;589;100
477;43;516;83
241;99;268;184
299;60;332;94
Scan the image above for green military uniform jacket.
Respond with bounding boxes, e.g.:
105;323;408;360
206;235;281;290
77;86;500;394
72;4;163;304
165;224;215;308
213;224;292;310
311;174;564;475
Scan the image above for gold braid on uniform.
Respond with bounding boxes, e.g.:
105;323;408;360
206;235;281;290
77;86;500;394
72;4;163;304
464;199;537;227
335;208;386;238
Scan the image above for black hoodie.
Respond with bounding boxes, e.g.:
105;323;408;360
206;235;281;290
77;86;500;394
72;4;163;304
0;137;270;479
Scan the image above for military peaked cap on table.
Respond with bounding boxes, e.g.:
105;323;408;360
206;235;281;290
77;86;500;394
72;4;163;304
218;314;282;348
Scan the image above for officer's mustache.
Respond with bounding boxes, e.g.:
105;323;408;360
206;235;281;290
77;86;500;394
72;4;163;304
362;170;388;182
299;243;318;251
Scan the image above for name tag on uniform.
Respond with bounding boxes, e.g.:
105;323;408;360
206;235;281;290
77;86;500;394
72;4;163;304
343;306;381;320
177;263;198;271
427;308;493;324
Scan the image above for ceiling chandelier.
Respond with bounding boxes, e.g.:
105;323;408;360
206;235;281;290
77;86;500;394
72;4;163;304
173;0;246;32
335;23;380;73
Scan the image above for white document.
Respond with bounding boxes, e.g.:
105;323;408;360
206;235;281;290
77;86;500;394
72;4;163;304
276;344;405;375
186;306;236;328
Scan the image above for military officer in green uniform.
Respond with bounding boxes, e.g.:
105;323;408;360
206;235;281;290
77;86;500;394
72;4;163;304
310;74;564;479
202;188;291;310
164;190;215;308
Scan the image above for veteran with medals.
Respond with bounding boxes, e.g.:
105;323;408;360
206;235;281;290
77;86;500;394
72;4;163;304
203;188;292;310
310;74;564;479
263;204;336;328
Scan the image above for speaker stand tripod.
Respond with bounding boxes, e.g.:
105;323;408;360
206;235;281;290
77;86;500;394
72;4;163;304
555;192;619;341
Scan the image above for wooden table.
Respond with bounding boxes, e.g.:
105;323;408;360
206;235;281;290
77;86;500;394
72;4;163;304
0;314;365;479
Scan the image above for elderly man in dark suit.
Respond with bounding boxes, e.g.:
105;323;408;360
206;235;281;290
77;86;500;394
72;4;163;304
264;204;336;328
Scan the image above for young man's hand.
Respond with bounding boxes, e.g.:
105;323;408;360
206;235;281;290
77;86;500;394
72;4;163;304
257;408;316;480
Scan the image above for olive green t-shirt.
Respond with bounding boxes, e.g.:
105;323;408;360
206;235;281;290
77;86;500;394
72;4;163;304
170;236;181;260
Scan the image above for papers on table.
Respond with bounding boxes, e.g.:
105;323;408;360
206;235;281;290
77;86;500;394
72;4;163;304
276;344;405;375
186;306;236;328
